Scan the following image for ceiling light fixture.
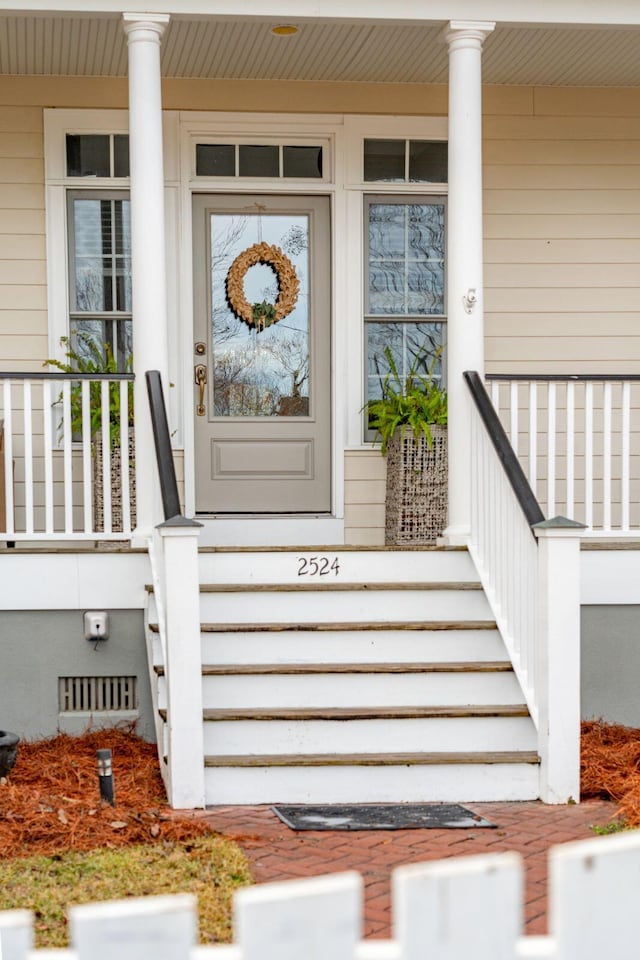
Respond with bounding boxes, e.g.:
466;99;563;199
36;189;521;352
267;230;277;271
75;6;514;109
271;24;299;37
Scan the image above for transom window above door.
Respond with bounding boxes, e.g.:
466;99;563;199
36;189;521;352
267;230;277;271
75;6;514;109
364;195;446;434
195;142;326;179
364;139;447;183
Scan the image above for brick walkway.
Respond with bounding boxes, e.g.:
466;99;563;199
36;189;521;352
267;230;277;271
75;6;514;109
195;799;615;937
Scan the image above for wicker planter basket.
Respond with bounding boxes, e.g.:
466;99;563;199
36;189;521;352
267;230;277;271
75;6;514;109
92;434;136;534
385;426;448;545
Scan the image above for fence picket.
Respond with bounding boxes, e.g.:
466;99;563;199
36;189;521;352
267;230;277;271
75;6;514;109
70;893;196;960
0;909;33;960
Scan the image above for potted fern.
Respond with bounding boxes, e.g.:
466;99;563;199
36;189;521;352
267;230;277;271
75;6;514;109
45;334;135;533
366;347;447;544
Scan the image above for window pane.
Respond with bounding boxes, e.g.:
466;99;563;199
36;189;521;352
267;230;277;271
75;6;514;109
364;139;405;182
70;318;132;371
283;145;323;178
66;135;110;178
368;202;445;316
366;321;445;410
210;213;310;417
409;141;448;182
196;143;235;176
113;135;130;177
71;198;131;314
239;145;279;177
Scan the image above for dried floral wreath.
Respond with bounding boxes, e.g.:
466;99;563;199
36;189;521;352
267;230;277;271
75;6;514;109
225;242;299;332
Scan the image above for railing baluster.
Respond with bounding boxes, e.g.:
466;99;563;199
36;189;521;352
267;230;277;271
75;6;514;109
62;380;73;534
585;382;594;531
101;380;112;535
547;382;556;517
43;380;54;534
528;381;537;495
622;381;631;532
603;381;612;532
22;381;34;535
82;382;92;534
566;381;575;519
119;379;131;535
2;381;14;536
510;381;518;450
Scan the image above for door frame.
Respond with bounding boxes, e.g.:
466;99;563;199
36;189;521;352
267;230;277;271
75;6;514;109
178;114;347;545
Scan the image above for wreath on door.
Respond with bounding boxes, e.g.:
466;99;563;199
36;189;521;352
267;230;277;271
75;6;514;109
226;242;299;333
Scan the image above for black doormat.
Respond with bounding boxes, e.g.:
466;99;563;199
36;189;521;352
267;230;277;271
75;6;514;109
272;804;497;831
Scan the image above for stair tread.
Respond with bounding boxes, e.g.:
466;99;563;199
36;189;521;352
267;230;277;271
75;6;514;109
198;545;469;553
200;581;481;593
204;750;541;767
199;704;530;720
154;661;513;676
192;620;498;633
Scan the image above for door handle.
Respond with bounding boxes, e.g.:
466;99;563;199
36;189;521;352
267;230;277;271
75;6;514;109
194;364;207;416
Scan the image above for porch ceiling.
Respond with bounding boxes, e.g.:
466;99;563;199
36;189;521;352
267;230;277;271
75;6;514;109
1;14;640;87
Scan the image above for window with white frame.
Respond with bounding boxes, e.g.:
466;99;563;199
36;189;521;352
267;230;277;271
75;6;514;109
64;134;131;371
360;134;447;438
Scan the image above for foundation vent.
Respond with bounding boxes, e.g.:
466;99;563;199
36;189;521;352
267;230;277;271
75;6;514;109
58;676;137;713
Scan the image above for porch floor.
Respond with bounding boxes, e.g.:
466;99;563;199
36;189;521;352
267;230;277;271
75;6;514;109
181;799;614;937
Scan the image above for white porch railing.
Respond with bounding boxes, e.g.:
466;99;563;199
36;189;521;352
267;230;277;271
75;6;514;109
2;831;640;960
0;372;134;541
466;371;584;803
487;374;640;537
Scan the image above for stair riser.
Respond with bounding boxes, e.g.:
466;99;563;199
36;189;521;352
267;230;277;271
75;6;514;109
200;672;524;707
204;763;540;804
200;629;506;665
202;716;537;754
198;550;477;585
199;590;492;623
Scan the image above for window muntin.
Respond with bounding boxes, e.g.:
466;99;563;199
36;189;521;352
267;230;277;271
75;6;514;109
364;196;446;435
195;141;325;179
67;191;132;370
364;139;447;183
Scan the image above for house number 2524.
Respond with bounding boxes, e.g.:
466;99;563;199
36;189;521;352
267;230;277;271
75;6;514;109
297;556;340;577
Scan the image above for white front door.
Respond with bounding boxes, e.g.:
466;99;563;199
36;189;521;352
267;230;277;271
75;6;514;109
192;194;331;514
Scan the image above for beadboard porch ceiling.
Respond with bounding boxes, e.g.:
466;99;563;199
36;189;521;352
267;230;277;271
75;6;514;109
1;13;640;87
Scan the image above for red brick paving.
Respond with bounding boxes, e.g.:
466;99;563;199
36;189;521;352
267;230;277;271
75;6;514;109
194;799;615;938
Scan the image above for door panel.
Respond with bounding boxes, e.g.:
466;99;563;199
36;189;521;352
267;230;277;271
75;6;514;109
193;194;331;513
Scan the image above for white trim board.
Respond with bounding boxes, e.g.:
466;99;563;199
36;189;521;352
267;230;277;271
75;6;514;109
581;550;640;605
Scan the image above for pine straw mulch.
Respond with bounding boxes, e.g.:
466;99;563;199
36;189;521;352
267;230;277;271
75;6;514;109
0;727;212;860
2;720;640;860
581;719;640;826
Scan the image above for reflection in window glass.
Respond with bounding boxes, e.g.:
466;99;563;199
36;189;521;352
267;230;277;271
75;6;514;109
365;198;446;431
368;202;445;316
409;141;448;183
113;135;130;177
66;135;110;178
69;195;132;371
239;145;279;177
283;146;323;178
210;213;310;417
196;143;235;176
364;139;405;182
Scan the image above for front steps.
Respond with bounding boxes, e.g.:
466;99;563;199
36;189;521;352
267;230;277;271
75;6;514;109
147;546;540;805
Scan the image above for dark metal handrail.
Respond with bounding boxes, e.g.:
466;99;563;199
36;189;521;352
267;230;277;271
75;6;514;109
145;370;182;522
464;370;544;532
486;373;640;382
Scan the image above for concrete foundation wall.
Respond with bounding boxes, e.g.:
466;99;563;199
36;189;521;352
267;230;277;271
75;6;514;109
0;609;154;742
582;604;640;727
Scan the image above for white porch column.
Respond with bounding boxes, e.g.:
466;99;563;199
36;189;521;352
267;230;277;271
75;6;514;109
443;20;494;544
122;13;170;539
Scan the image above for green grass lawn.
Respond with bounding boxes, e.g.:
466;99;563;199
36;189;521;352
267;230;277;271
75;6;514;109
0;834;252;948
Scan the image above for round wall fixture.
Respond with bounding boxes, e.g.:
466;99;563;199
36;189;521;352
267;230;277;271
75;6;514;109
271;24;299;36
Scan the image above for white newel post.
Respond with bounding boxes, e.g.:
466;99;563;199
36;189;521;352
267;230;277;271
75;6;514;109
444;21;494;544
534;517;586;804
123;14;170;540
158;518;205;809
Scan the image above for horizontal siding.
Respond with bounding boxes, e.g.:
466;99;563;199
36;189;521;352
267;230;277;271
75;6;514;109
0;104;47;379
344;449;385;546
484;86;640;376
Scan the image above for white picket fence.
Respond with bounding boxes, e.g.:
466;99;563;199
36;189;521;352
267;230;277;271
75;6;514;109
1;830;640;960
